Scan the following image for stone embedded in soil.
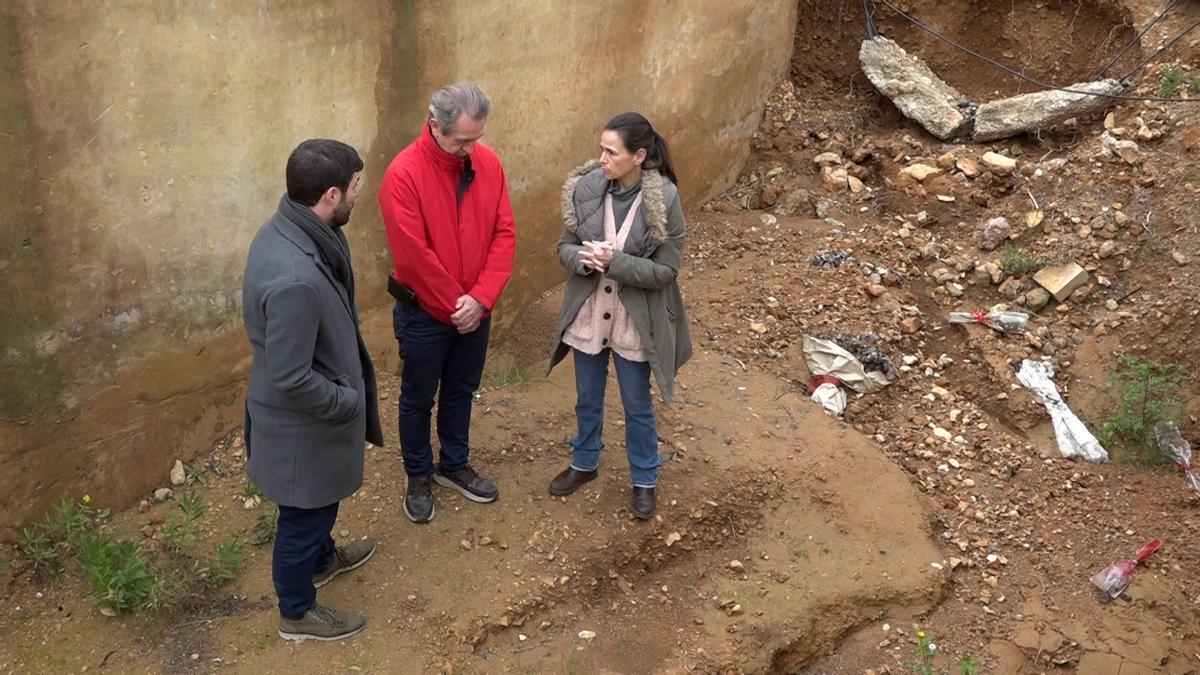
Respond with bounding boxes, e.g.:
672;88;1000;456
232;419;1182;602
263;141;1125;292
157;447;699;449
1024;287;1051;311
153;488;173;502
981;152;1017;175
901;163;942;182
1172;251;1190;266
169;460;186;486
979;217;1012;251
956;157;981;177
728;559;745;572
1033;263;1088;302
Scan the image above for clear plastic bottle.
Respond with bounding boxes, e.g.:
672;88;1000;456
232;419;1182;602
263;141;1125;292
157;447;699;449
948;310;1031;333
1155;421;1200;494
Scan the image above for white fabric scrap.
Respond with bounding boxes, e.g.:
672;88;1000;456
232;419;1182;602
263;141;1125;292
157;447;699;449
1016;359;1108;463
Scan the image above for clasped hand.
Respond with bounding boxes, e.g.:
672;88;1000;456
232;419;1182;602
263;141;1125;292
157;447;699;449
577;240;614;272
450;294;485;334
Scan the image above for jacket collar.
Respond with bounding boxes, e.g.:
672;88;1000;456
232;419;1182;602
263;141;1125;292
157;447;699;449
561;159;669;249
418;123;466;173
270;210;355;320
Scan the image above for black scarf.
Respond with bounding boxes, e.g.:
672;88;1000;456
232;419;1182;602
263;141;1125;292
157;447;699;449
276;194;384;447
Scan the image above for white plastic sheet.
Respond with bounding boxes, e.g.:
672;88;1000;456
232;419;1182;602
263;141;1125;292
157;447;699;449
810;382;847;416
1016;359;1108;463
802;336;893;394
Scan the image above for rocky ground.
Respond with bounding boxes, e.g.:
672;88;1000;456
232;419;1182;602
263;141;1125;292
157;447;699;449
4;0;1200;673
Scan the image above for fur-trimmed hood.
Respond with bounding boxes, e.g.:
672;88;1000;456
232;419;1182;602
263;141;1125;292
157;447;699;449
560;159;671;249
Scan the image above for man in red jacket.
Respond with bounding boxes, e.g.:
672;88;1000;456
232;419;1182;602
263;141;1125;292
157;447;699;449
379;82;516;524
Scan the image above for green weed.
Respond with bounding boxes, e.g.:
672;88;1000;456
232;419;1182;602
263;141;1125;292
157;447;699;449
998;243;1043;276
239;481;262;499
250;508;277;546
76;533;162;613
488;362;535;389
198;538;244;587
1101;356;1188;464
18;527;60;575
45;498;94;548
1159;66;1186;97
162;490;208;546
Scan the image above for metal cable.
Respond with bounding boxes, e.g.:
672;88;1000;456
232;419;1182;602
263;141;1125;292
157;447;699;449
1092;0;1182;79
861;0;878;38
873;0;1200;103
1117;17;1200;82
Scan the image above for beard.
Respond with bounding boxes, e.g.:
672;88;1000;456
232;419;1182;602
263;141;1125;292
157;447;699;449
332;195;354;228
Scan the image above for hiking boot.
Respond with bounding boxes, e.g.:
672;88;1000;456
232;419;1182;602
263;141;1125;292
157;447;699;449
313;537;377;588
433;464;499;503
278;602;366;641
548;466;598;496
631;486;656;520
404;475;435;523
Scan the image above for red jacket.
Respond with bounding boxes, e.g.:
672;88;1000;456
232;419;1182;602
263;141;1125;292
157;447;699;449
379;127;516;325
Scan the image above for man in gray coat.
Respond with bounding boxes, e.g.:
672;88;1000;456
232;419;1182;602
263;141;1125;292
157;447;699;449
242;139;384;641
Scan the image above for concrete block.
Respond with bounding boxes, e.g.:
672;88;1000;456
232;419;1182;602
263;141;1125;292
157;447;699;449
1034;263;1088;301
859;37;971;140
974;79;1124;141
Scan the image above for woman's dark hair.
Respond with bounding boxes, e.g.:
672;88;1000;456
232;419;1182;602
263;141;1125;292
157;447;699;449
604;112;678;188
285;139;364;206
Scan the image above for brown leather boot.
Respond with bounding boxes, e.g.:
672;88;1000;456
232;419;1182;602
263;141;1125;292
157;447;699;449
548;466;597;496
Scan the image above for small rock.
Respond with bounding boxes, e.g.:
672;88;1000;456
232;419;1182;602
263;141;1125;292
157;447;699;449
665;532;682;547
169;460;186;486
728;560;745;572
578;630;597;641
933;427;953;442
979;217;1012;252
930;386;950;400
479;536;494;547
812;152;842;165
1106;299;1119;311
460;540;473;551
1098;241;1116;259
138;499;151;513
1033;263;1088;302
945;282;964;297
1172;251;1190;266
750;321;768;334
901;164;942;182
900;317;923;334
956;157;981;178
981;152;1016;175
1024;287;1050;311
153;488;173;503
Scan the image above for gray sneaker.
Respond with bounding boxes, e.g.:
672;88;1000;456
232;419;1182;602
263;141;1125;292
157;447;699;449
313;538;376;588
433;464;499;503
278;602;365;641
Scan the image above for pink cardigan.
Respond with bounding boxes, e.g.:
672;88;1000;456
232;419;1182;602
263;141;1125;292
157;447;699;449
562;191;647;361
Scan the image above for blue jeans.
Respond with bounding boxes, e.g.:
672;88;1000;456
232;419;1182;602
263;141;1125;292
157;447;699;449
570;348;660;487
274;501;339;618
394;302;491;477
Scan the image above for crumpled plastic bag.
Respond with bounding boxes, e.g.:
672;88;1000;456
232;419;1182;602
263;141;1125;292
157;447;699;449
1016;359;1108;463
810;382;847;416
1155;422;1200;494
803;335;893;394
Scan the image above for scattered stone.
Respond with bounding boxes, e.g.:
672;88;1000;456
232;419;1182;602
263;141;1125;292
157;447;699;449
728;560;745;572
578;630;597;641
901;164;942;182
979;217;1012;251
1106;299;1119;311
665;532;682;547
750;321;768;334
809;250;854;268
169;460;186;486
153;488;173;502
1024;288;1051;311
956;157;981;178
1172;251;1190;266
1033;263;1088;302
945;282;964;297
1100;131;1141;164
1098;241;1117;259
812;152;842;165
973;79;1124;141
981;152;1017;175
900;317;923;334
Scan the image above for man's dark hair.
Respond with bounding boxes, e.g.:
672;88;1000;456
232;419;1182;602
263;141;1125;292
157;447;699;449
285;139;364;206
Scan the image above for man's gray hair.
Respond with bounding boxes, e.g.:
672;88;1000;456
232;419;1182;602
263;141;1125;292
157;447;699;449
429;82;491;132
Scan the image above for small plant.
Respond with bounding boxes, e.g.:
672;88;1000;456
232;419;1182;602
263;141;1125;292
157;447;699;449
198;538;245;587
1101;356;1187;463
239;481;262;499
998;243;1043;276
956;654;981;675
907;630;938;675
1159;66;1186;97
250;508;278;546
489;361;534;389
45;498;95;548
162;490;208;546
185;464;208;487
18;527;60;575
77;533;162;613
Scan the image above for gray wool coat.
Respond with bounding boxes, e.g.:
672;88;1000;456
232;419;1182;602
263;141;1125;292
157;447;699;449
548;160;693;402
242;211;383;508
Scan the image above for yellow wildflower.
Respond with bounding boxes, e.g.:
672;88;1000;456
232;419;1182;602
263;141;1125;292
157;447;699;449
82;494;92;505
917;631;926;638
